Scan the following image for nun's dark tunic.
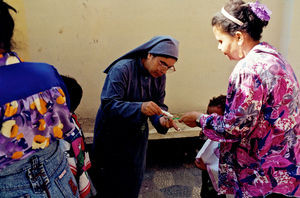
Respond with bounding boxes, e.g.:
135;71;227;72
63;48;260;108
92;58;168;198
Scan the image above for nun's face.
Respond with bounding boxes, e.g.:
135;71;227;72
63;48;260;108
143;54;177;78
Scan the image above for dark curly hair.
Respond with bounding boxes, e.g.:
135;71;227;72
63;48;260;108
211;0;268;41
0;0;17;52
207;95;226;114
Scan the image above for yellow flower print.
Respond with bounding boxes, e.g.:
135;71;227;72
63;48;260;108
4;101;18;117
38;119;46;131
1;120;18;138
10;125;18;138
30;98;48;115
16;133;24;140
56;88;66;104
53;122;64;139
11;151;23;159
32;135;50;149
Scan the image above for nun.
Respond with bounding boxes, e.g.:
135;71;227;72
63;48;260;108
91;35;179;198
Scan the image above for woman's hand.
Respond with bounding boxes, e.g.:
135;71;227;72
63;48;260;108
178;111;201;127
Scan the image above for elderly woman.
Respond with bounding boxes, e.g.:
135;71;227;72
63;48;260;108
179;0;299;197
92;35;180;198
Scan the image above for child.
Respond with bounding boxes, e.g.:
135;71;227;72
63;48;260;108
195;95;226;198
60;75;97;198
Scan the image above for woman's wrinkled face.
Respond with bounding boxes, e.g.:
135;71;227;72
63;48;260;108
213;25;240;61
144;54;177;78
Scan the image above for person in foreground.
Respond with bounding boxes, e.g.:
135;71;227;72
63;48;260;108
91;35;180;198
0;1;79;197
179;0;300;197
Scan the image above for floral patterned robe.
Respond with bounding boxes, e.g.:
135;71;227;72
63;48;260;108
199;42;300;198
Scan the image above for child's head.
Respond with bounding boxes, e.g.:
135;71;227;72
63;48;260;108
61;75;83;112
206;95;226;115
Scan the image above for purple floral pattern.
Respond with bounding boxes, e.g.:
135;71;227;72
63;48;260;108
200;42;300;197
0;52;75;170
0;87;74;169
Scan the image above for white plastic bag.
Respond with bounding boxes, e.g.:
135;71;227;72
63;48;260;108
196;139;219;191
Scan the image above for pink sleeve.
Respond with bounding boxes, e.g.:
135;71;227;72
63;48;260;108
200;67;265;142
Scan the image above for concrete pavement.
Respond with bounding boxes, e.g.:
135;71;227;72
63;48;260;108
139;137;204;198
80;117;221;198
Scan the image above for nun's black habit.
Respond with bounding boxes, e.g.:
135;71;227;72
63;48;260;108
91;36;179;198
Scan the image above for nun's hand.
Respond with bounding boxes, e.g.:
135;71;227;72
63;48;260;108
141;101;162;116
159;116;180;131
178;111;201;127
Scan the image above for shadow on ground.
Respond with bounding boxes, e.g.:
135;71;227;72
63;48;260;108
139;137;205;198
86;136;206;198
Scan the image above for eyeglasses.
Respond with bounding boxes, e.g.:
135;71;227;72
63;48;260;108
158;60;176;73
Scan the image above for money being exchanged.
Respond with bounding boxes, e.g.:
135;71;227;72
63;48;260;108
161;109;174;119
161;110;181;131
